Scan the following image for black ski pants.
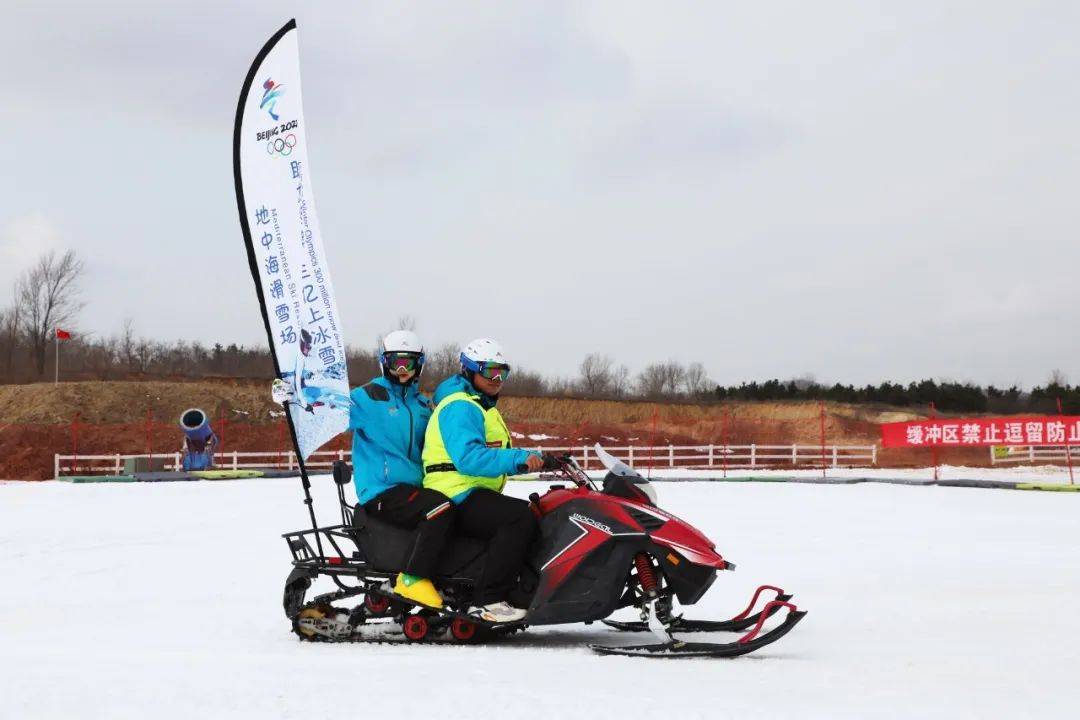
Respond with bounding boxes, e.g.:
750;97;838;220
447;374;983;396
364;485;454;579
455;488;538;606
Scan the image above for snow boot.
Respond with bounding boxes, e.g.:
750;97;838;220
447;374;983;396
393;573;443;609
469;601;527;623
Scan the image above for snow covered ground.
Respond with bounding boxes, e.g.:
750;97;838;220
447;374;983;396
643;463;1077;483
2;472;1078;719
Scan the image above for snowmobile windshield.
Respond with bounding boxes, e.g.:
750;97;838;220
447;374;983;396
593;443;657;504
594;443;638;478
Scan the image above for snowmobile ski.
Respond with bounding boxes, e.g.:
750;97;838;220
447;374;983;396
590;601;806;658
602;585;793;633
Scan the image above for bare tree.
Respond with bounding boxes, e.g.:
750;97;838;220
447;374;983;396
637;360;689;398
682;362;711;396
659;360;687;395
0;302;22;379
423;341;461;387
637;363;669;398
1048;369;1068;387
396;314;417;331
578;353;615;396
120;318;138;372
506;367;547;396
345;344;378;380
15;250;85;376
134;338;154;374
611;364;631;397
545;376;576;397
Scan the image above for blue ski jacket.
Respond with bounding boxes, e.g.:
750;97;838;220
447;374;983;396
349;375;432;505
425;374;538;503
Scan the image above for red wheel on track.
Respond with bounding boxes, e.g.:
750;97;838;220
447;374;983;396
403;614;429;641
450;617;478;643
364;593;391;616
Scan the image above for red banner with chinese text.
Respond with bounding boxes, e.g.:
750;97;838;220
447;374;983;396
881;416;1080;448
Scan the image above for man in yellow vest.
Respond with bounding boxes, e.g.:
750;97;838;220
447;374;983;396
423;338;550;623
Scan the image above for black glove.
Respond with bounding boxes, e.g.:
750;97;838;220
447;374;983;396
540;453;564;471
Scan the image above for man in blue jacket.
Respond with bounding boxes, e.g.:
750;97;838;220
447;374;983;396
423;338;550;622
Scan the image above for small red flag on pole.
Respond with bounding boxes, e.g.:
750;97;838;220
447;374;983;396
54;329;72;384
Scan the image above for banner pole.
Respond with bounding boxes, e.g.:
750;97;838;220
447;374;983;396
54;332;58;385
283;402;324;558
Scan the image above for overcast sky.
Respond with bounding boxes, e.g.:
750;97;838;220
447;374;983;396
4;1;1078;387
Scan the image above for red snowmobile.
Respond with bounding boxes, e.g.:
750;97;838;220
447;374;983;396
282;445;806;657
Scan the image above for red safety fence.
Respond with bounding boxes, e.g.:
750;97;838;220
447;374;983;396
10;401;1075;482
5;401;865;480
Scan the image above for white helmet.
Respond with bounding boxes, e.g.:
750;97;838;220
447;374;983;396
380;330;425;381
460;338;509;379
382;330;424;354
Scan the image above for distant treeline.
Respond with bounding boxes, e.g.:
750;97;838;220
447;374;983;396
2;329;1076;414
714;378;1080;415
5;250;1075;415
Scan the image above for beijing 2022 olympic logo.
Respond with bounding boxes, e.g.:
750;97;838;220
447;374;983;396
267;134;297;157
260;78;284;121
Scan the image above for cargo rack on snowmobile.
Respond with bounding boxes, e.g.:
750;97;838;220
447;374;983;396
284;524;359;566
282;460;392;587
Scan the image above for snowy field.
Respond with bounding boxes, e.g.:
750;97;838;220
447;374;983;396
2;472;1078;719
642;463;1078;484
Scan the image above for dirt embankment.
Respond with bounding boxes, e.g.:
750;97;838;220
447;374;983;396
1;380;955;480
0;379;280;425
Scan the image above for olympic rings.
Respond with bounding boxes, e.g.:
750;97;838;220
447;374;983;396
266;134;298;157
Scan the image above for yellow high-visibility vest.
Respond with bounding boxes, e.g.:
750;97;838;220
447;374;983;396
422;390;513;498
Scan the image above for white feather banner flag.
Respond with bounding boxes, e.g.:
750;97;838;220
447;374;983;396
233;20;349;460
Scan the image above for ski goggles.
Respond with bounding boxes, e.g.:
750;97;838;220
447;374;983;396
476;362;511;382
382;352;424;373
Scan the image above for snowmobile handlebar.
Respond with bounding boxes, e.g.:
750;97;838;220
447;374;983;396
514;453;574;474
532;453;596;490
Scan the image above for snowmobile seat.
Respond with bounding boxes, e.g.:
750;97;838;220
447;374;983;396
333;462;486;581
351;504;487;581
350;504;416;571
